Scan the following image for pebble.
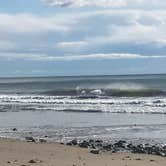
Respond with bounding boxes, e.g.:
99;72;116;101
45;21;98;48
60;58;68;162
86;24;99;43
39;139;47;143
28;159;37;163
12;128;17;131
25;137;36;142
90;150;100;154
66;139;166;157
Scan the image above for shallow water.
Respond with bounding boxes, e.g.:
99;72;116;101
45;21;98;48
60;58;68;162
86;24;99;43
1;111;166;143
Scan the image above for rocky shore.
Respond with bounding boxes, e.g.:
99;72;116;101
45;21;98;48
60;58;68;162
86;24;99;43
23;135;166;157
66;139;166;157
1;138;166;166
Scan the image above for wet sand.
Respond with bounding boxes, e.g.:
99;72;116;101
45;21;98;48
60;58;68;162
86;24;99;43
0;138;166;166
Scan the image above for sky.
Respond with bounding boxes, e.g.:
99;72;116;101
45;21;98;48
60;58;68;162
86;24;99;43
0;0;166;77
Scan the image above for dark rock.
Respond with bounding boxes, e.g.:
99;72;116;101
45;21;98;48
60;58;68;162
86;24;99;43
63;139;166;157
119;140;127;144
112;149;118;153
145;147;153;154
90;150;100;154
131;145;145;154
79;141;89;148
28;159;37;163
153;100;161;104
95;143;103;148
66;142;72;146
137;144;144;148
90;144;96;149
135;144;146;154
71;139;78;145
95;140;103;143
151;146;161;155
39;139;47;143
25;137;36;142
127;143;134;149
89;139;95;143
103;144;112;151
162;146;166;149
66;139;77;146
114;140;126;148
12;128;17;131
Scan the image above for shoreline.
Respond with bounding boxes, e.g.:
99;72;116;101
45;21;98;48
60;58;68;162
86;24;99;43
0;138;166;166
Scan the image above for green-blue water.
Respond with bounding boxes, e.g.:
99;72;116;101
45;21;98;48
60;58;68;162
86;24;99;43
1;74;166;142
0;74;166;96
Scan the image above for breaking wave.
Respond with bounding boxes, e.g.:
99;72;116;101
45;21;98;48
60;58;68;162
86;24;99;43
0;76;166;113
42;86;165;97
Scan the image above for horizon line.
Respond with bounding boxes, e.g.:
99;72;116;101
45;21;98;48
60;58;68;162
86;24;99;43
0;73;166;79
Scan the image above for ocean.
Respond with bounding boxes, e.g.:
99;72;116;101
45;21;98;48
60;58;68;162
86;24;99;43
1;74;166;143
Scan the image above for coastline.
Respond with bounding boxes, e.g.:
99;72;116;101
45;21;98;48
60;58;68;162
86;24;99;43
0;138;166;166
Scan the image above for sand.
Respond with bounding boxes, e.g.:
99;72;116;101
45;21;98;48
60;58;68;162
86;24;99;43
0;138;166;166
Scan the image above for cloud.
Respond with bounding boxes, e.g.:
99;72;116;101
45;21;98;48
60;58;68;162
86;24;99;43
56;41;87;49
41;0;166;8
0;40;15;50
41;0;126;8
52;10;166;55
0;52;47;61
0;13;71;35
0;9;166;61
0;52;165;61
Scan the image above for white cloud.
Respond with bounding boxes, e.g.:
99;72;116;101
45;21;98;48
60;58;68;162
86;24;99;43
53;10;166;51
56;41;87;48
44;53;166;61
1;10;166;44
41;0;166;8
0;9;166;59
0;40;15;50
0;13;71;35
0;52;47;60
41;0;126;7
0;52;165;61
87;23;165;46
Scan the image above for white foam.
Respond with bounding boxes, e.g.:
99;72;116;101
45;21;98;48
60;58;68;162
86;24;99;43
0;95;166;113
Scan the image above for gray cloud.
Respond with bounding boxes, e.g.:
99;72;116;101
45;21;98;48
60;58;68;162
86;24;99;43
1;9;166;60
41;0;166;8
0;13;71;35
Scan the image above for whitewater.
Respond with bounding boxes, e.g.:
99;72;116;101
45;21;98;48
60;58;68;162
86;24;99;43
1;74;166;142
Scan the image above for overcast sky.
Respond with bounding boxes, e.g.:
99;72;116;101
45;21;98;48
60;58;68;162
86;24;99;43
0;0;166;77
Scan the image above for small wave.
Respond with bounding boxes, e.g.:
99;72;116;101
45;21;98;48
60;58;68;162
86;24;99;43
58;109;102;113
106;89;165;97
1;94;166;114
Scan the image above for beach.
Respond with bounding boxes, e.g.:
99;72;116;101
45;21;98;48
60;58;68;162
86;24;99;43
1;0;166;164
1;75;166;165
0;138;166;166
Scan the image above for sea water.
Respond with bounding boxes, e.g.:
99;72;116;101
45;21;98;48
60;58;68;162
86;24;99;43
0;74;166;142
